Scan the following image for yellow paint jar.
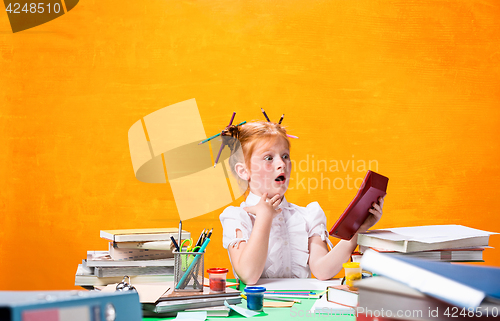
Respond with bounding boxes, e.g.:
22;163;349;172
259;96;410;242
343;262;362;291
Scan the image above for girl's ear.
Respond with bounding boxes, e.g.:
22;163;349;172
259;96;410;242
234;162;249;181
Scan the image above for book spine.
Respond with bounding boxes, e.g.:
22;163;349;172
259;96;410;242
113;240;172;250
357;234;407;252
110;232;191;243
108;243;173;261
94;266;174;277
85;258;175;267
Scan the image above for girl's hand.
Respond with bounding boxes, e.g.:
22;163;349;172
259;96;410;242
357;195;385;234
243;193;282;219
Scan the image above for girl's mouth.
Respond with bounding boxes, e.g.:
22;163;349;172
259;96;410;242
275;174;286;183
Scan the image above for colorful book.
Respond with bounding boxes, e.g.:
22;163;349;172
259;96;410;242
0;291;141;321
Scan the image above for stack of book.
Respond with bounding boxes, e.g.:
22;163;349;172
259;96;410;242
357;225;496;262
141;285;241;317
75;228;190;289
356;249;500;321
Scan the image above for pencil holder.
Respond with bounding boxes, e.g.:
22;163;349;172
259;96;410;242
173;250;204;292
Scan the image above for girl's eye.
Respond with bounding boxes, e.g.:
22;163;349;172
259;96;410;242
264;155;273;161
282;154;290;160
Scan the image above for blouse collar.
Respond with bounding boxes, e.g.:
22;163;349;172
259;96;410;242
245;191;291;209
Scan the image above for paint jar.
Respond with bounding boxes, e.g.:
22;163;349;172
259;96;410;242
343;262;362;291
244;286;266;311
207;268;229;292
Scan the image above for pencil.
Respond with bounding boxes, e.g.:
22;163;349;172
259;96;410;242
213;143;225;167
241;294;301;303
266;290;315;294
195;229;205;247
261;108;271;122
170;236;180;252
264;292;311;296
278;114;284;124
178;220;182;251
198;132;221;145
228;111;236;126
206;228;213;239
214;113;237;166
264;295;301;303
198;121;247;145
286;134;299;139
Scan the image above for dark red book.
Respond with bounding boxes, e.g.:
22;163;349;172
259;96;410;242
329;170;389;240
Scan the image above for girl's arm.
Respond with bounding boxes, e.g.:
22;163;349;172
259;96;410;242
309;196;385;280
308;235;358;280
228;193;282;285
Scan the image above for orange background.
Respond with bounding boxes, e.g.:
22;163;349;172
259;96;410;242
0;0;499;290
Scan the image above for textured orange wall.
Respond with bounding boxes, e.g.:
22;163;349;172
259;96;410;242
0;1;499;290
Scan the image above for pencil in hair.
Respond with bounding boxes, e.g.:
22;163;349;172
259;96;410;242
228;112;236;126
199;132;221;145
214;112;237;166
261;108;271;122
278;114;284;124
214;143;224;167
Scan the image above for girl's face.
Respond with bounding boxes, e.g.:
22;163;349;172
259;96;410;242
247;136;291;198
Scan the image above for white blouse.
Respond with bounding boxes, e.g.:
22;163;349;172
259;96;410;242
219;192;332;279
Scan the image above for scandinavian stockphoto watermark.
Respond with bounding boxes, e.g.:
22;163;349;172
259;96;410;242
3;0;79;33
246;154;380;194
289;306;500;318
288;154;379;193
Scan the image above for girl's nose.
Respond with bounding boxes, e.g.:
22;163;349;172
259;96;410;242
276;158;286;169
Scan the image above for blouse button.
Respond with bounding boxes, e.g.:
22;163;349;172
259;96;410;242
284;241;289;246
279;217;283;222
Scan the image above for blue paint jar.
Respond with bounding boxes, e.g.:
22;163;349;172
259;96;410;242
244;286;266;311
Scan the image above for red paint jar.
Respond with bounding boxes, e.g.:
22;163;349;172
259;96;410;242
207;268;229;292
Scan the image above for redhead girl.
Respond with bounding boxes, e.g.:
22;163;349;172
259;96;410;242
219;121;384;285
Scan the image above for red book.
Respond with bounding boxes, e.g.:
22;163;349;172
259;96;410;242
329;171;389;240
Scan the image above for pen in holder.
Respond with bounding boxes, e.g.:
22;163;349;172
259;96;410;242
175;238;211;291
174;250;204;291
